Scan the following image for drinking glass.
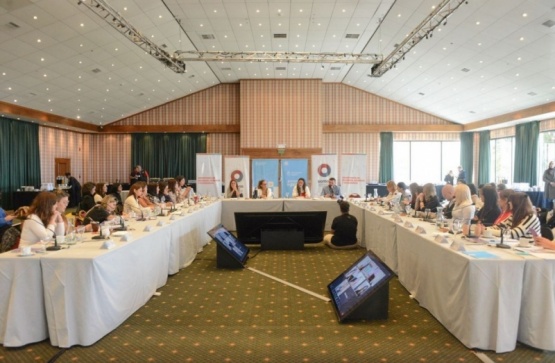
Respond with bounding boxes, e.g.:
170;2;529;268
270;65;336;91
39;236;51;253
76;226;85;242
453;219;462;234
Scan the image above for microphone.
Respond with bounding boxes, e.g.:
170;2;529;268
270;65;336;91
46;233;61;251
497;226;510;249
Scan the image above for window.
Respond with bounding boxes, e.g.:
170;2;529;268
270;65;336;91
490;137;515;185
393;141;460;184
538;131;555;186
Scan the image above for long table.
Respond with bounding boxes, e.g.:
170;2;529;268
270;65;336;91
0;201;221;348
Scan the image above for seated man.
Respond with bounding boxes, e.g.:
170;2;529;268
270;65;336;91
324;201;358;249
321;177;341;199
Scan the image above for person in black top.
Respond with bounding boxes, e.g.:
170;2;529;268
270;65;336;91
457;166;466;183
65;172;82;208
441;184;456;219
83;195;118;226
79;182;96;213
474;185;501;226
129;165;149;185
444;170;454;185
323;201;358;249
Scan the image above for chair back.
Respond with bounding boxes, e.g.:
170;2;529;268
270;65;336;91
0;223;22;253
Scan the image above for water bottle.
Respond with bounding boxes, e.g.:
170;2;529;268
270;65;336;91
436;207;444;228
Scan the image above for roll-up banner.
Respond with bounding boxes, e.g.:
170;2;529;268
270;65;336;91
311;154;338;197
196;153;222;197
340;154;367;197
281;159;308;198
252;159;279;198
224;156;250;197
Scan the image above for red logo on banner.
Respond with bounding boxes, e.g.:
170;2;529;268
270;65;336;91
231;170;244;182
318;164;331;177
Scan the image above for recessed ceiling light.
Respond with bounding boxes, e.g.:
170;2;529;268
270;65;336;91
239;23;242;26
476;21;480;25
33;16;37;20
213;10;216;13
300;9;303;12
256;9;259;13
80;23;84;27
522;13;527;17
37;39;41;43
397;14;401;17
520;37;524;41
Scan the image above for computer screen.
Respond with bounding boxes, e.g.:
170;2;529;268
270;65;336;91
234;211;327;243
207;224;250;264
327;251;394;322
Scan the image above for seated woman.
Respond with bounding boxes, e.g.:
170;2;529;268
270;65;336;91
108;183;124;211
167;179;180;204
83;195;119;226
54;190;70;234
226;179;243;198
20;192;64;247
123;183;149;215
79;182;96;213
407;183;420;210
490;189;514;227
292;178;311;198
452;184;476;221
416;183;440;212
397;182;411;203
176;175;194;201
533;236;555;250
380;180;400;204
136;182;155;209
94;182;107;204
158;181;172;204
474;185;501;226
254;179;273;199
147;182;172;208
486;192;541;238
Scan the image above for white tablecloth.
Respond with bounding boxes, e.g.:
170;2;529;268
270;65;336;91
41;219;173;347
168;202;221;274
0;251;48;347
221;199;283;230
364;209;398;272
395;220;525;353
518;255;555;350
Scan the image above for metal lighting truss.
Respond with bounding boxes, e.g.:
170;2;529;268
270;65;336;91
174;51;383;64
370;0;468;77
78;0;187;73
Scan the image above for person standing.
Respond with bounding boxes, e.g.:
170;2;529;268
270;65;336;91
543;161;555;210
130;165;149;185
65;172;81;208
457;166;466;183
444;170;454;185
323;201;358;249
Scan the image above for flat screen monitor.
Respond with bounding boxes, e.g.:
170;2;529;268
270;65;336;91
327;251;394;322
234;211;327;244
207;224;250;265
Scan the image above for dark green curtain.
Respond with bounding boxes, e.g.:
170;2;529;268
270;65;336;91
460;132;474;183
131;133;207;180
0;117;41;210
379;132;393;183
478;131;491;185
514;121;539;185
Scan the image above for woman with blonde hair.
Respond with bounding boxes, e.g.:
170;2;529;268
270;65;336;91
452;183;476;221
381;180;400;203
84;195;119;226
254;179;273;199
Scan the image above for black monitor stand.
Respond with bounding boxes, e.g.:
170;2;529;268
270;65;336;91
216;244;245;269
341;281;390;322
261;229;304;250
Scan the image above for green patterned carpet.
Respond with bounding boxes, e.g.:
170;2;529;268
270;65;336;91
1;242;553;362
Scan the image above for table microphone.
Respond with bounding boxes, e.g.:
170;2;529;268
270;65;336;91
496;227;511;249
46;234;61;251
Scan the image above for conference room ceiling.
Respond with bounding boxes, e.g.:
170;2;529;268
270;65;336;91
0;0;554;130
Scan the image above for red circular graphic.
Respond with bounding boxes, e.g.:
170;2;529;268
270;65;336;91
231;170;244;182
318;164;331;177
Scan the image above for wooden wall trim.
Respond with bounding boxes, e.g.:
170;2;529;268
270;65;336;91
100;124;240;133
323;124;464;133
0;101;100;132
463;101;555;131
241;148;322;159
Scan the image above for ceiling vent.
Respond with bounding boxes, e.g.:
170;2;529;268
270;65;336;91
345;34;359;39
91;68;102;74
469;111;476;114
221;67;232;71
160;43;168;48
273;33;287;38
528;91;537;96
188;74;195;78
275;66;286;70
330;66;341;70
461;68;470;72
418;92;425;96
542;20;555;28
201;34;215;40
7;21;20;28
29;92;36;96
